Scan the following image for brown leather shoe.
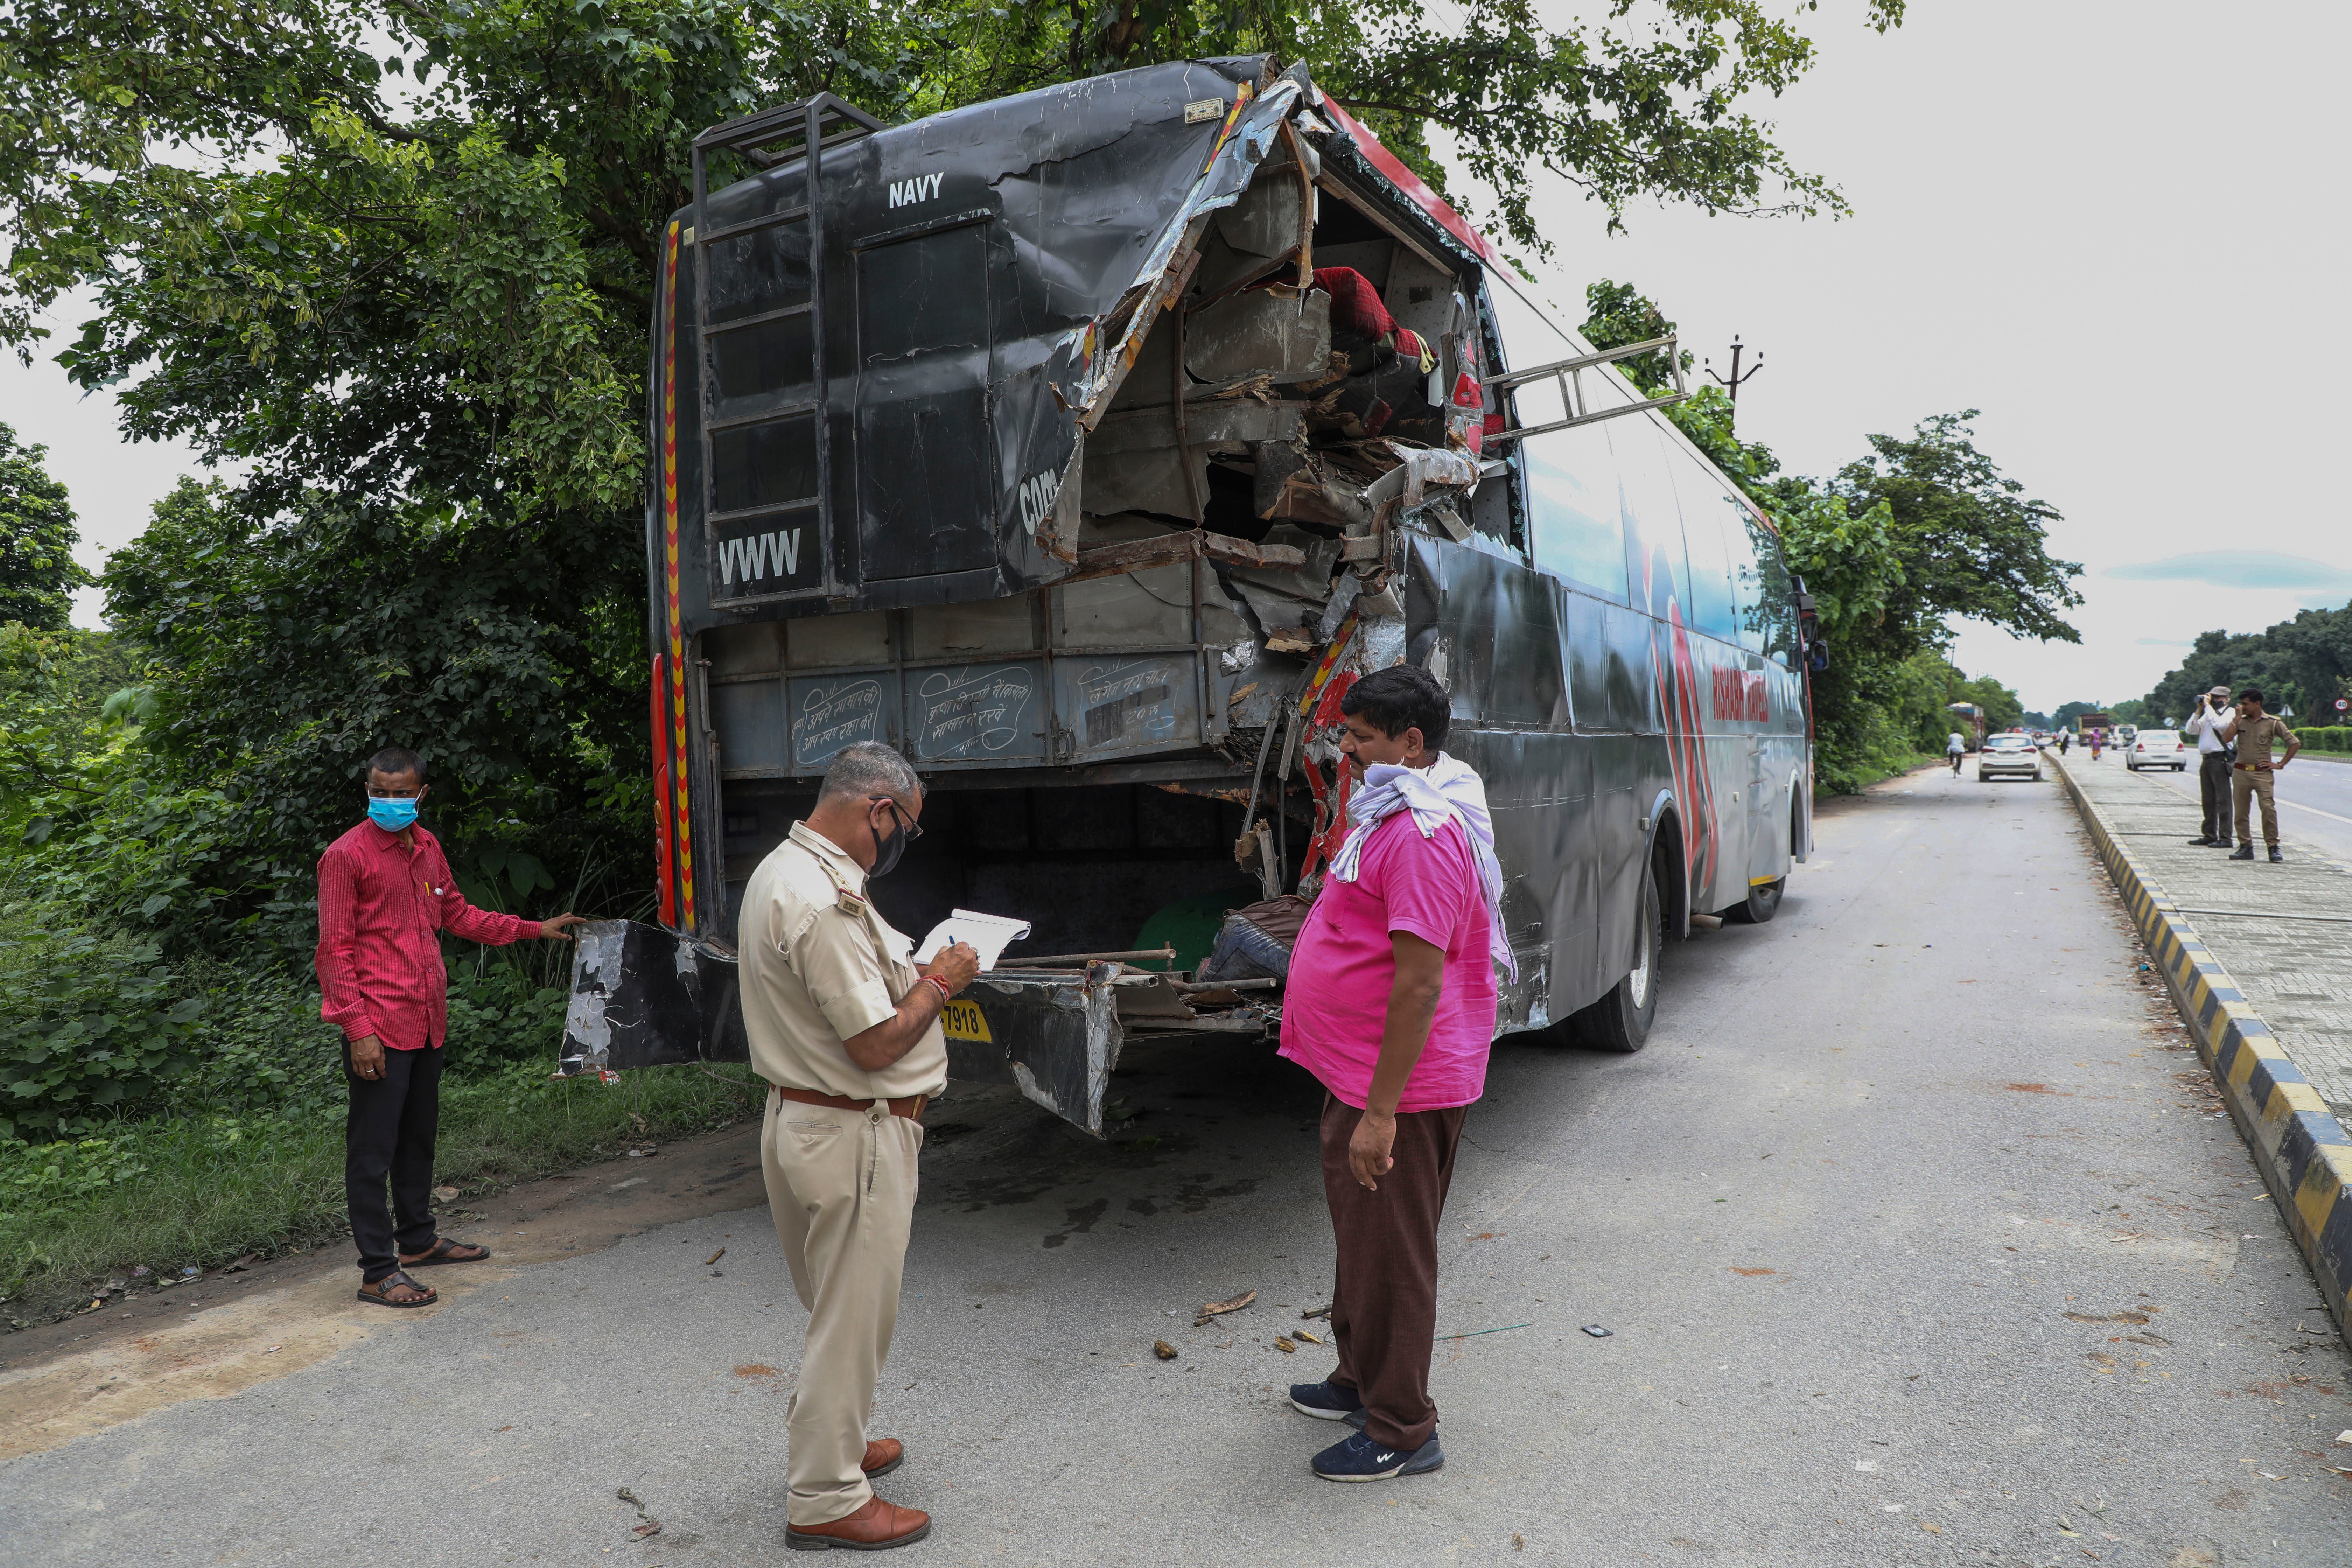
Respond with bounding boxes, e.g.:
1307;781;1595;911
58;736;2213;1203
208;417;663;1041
786;1495;931;1552
861;1438;904;1478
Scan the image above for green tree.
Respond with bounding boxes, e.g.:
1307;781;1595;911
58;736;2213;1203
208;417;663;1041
1831;412;2083;660
0;424;91;630
0;0;1912;933
2142;606;2352;721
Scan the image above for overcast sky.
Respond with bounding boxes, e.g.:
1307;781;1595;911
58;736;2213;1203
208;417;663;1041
7;1;2347;716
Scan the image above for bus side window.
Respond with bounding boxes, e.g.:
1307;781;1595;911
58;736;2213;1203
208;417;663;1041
1522;422;1628;603
1735;510;1797;664
1614;421;1690;624
1667;453;1741;645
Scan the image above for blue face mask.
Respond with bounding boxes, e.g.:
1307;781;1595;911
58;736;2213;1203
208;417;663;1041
367;796;420;832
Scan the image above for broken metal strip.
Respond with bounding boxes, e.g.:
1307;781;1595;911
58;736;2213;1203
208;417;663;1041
852;206;994;252
707;495;821;526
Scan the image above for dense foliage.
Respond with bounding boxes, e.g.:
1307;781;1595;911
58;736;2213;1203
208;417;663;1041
1580;282;2063;789
0;425;90;630
2140;605;2352;724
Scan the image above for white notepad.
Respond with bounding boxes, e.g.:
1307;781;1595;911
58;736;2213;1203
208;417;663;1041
912;908;1033;972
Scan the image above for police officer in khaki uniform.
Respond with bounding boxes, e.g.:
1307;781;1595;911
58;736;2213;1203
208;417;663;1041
2220;688;2301;863
738;741;978;1551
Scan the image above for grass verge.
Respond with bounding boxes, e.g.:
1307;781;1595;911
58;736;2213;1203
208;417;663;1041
3;1059;766;1327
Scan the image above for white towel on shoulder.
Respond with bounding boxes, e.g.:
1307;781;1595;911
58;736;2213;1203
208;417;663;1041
1329;751;1516;981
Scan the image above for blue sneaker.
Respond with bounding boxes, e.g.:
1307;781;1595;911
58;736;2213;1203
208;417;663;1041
1311;1429;1444;1482
1288;1379;1365;1421
1340;1406;1438;1434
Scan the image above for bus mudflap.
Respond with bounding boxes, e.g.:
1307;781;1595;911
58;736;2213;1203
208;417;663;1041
559;919;749;1076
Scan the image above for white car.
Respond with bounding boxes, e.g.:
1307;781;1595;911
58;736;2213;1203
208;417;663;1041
2126;730;2186;771
1978;733;2042;781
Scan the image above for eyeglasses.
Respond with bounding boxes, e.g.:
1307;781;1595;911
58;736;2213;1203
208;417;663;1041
869;796;924;840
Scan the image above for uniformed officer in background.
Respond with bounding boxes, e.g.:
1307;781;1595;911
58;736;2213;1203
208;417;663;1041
2220;688;2301;863
738;741;979;1551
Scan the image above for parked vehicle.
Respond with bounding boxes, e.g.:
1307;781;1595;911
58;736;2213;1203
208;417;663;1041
1977;733;2042;782
2127;730;2186;770
559;59;1818;1134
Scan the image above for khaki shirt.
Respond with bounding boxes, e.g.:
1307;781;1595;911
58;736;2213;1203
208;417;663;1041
2230;713;2295;764
737;821;948;1100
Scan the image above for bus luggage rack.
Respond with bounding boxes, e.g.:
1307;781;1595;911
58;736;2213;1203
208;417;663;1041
1482;333;1690;446
691;96;886;610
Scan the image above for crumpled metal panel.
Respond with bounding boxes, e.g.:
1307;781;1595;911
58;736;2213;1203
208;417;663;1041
561;917;1129;1136
559;919;748;1076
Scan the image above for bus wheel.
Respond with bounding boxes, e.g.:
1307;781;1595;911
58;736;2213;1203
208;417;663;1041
1571;863;1662;1053
1727;879;1782;924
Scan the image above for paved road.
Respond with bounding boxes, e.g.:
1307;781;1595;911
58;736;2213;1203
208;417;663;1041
8;772;2352;1565
2081;748;2352;866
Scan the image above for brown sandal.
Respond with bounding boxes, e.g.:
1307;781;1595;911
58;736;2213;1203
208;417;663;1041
401;1237;491;1266
356;1269;438;1308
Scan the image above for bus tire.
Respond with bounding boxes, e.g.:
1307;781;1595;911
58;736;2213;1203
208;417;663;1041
1571;862;1662;1053
1727;879;1782;924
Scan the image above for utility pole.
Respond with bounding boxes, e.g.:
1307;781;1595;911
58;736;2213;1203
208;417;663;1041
1706;336;1762;404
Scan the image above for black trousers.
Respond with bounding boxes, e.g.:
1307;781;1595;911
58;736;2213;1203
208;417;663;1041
1320;1095;1469;1452
2200;751;2233;842
345;1040;444;1282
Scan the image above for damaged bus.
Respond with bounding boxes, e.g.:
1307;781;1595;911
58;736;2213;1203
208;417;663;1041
559;55;1820;1135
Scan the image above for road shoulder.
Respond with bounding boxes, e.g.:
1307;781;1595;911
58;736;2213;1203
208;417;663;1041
0;1118;765;1462
2052;748;2352;1347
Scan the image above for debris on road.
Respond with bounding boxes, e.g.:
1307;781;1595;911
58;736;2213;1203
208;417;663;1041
1300;1303;1331;1320
1295;1328;1323;1345
1438;1322;1532;1342
1274;1336;1296;1353
1580;1325;1612;1338
617;1486;661;1539
433;1185;461;1202
1153;1340;1177;1360
705;1247;726;1266
1196;1288;1256;1326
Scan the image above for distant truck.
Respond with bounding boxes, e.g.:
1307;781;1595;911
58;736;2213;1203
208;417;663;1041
559;57;1819;1135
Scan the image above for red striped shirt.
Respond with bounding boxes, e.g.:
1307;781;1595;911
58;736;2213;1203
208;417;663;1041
315;820;542;1051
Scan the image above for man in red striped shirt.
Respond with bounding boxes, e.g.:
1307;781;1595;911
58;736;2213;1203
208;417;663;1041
317;747;583;1308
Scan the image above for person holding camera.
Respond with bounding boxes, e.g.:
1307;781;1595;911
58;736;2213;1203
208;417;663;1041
2184;685;2237;847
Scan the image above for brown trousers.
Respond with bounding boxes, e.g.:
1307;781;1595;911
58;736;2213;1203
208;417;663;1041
1319;1095;1469;1451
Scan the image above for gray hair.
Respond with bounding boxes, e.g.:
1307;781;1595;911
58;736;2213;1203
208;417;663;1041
816;741;922;806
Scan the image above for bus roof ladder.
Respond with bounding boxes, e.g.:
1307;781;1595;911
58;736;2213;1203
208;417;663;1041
1482;334;1690;446
689;96;886;608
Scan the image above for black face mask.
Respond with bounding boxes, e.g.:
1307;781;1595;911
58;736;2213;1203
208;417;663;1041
869;807;908;879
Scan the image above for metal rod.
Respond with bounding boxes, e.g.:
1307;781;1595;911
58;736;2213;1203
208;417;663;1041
995;947;1179;967
1171;977;1279;992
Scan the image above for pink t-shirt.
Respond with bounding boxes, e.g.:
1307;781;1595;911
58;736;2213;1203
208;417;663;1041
1277;812;1498;1112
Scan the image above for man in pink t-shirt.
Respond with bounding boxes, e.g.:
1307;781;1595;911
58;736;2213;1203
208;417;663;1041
1276;664;1499;1482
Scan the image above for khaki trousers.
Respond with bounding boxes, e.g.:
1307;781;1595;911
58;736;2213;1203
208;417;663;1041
760;1089;924;1526
2231;767;2279;846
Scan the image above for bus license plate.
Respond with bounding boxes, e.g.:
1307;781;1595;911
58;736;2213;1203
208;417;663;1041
941;1000;991;1043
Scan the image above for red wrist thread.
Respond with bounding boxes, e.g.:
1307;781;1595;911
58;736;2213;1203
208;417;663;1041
923;973;952;1001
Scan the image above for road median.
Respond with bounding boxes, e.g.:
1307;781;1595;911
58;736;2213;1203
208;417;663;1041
2051;748;2352;1346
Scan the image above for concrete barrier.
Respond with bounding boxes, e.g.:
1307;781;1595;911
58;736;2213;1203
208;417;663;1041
2051;750;2352;1346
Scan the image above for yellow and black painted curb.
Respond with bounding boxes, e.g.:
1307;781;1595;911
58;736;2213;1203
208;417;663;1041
2051;752;2352;1345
